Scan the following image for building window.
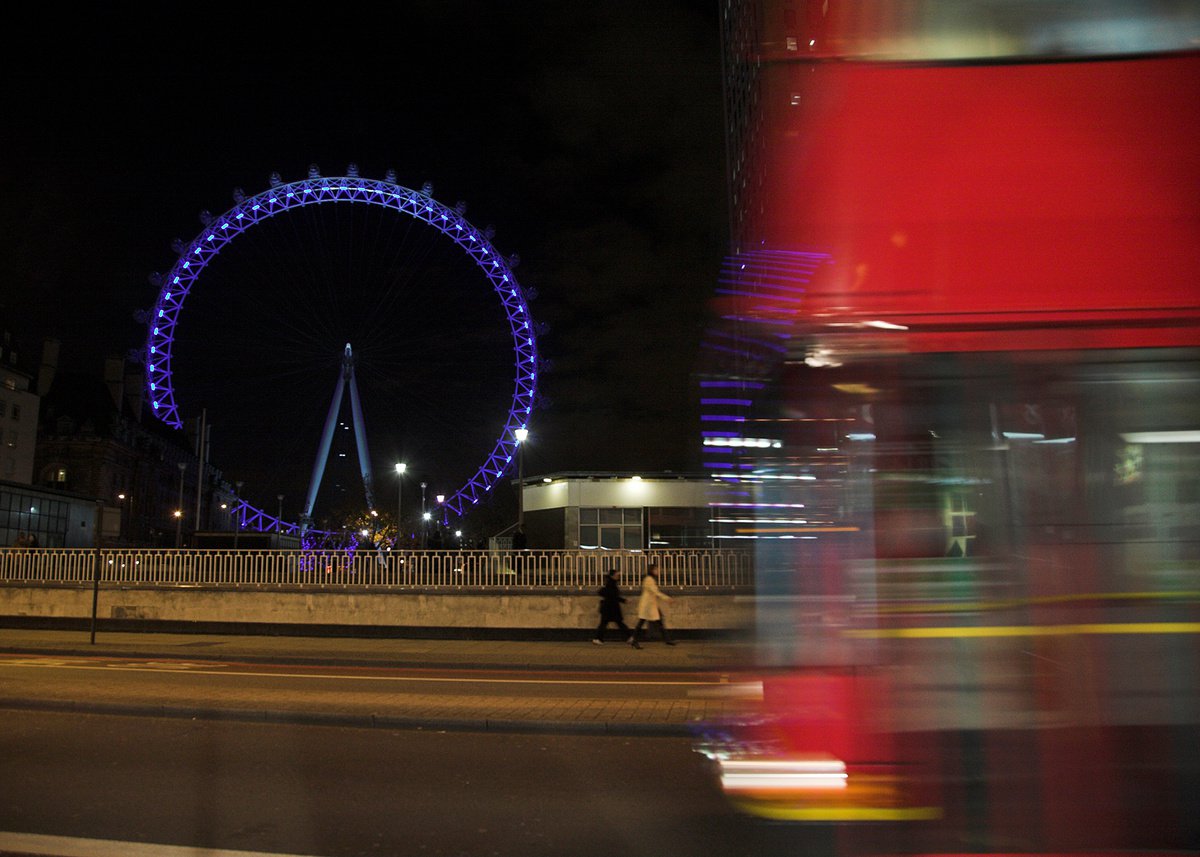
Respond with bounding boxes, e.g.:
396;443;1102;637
579;507;642;550
9;403;18;421
55;468;67;483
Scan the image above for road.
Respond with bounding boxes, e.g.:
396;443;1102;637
0;652;742;733
0;708;823;857
1;636;1196;856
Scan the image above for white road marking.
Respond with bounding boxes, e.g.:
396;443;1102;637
0;830;325;857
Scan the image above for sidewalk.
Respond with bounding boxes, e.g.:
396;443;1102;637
0;627;753;672
0;628;758;737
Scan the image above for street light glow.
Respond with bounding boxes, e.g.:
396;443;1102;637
514;427;529;443
422;512;431;521
395;462;407;474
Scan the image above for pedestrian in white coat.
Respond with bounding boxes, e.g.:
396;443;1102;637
629;564;676;648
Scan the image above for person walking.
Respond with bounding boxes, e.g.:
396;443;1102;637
629;563;676;648
592;567;630;644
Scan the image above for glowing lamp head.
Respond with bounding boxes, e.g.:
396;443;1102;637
514;427;529;443
395;462;407;475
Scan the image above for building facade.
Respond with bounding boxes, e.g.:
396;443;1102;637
0;329;39;485
520;472;734;550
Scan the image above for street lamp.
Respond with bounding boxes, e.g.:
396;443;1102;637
233;481;243;551
276;494;284;534
394;462;406;543
420;481;427;549
175;462;186;548
514;427;529;531
117;492;132;546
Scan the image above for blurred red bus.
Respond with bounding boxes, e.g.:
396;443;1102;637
701;2;1199;852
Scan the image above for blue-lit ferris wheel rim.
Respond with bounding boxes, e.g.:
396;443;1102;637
144;174;538;520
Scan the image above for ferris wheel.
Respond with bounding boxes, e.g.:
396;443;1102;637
143;164;539;535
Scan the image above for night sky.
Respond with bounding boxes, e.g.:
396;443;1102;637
2;2;728;522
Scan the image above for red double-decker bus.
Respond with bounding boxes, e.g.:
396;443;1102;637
702;2;1199;852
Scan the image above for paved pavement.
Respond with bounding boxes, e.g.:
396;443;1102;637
0;628;758;736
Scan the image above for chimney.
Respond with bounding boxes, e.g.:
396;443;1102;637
37;338;60;396
123;365;145;422
104;356;124;413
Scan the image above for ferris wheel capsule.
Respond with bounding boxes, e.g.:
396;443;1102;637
232;187;246;203
268;172;283;188
384;168;398;183
308;164;321;179
347;163;359;177
421;181;433;196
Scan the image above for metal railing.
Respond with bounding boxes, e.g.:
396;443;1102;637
0;548;755;591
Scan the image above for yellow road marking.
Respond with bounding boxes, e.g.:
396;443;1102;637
0;658;718;687
845;622;1200;639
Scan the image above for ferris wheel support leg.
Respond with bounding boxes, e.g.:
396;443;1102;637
347;365;377;512
301;369;347;533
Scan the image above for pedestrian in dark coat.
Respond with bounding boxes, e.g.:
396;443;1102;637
592;567;631;644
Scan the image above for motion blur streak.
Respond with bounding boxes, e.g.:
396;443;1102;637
701;1;1199;851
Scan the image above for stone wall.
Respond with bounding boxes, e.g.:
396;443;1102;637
0;584;751;632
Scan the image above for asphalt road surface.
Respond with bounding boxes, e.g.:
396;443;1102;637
0;652;740;732
0;708;824;857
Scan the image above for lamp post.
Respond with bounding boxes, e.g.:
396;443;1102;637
514;427;529;531
117;492;132;546
233;481;243;551
420;481;427;549
174;462;186;548
276;494;284;534
394;462;406;544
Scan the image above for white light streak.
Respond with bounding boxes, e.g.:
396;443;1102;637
719;757;848;792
